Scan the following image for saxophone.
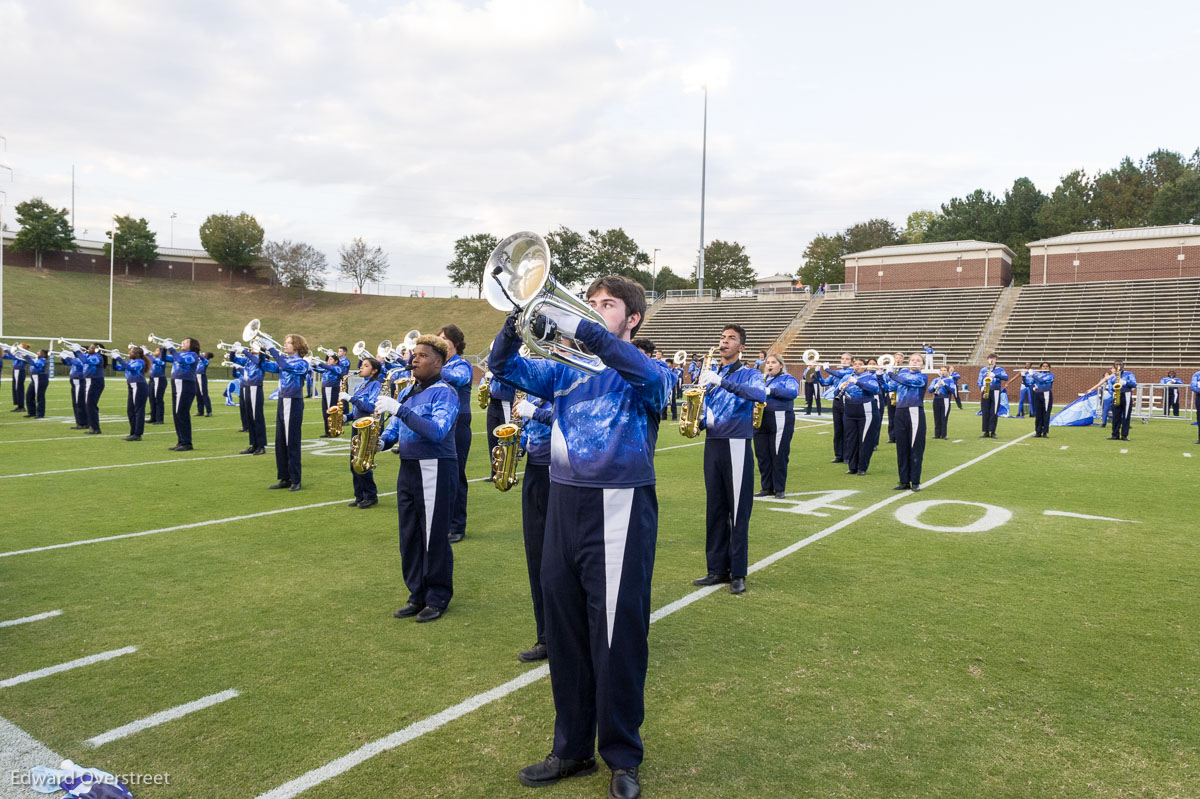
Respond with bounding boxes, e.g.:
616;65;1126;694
326;373;350;437
477;372;491;410
490;390;527;492
1112;372;1123;408
350;370;405;475
752;374;767;429
680;347;718;438
983;370;993;395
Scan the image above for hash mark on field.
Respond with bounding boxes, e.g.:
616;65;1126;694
0;647;137;689
1059;445;1068;450
0;453;248;480
85;689;240;748
816;431;830;435
1184;452;1192;458
0;610;63;629
1120;448;1128;454
254;430;1038;799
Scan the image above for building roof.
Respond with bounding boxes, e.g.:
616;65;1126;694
843;240;1015;261
755;273;797;283
1027;224;1200;248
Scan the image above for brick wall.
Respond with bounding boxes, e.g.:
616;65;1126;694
3;249;269;285
849;257;1012;292
1030;244;1200;284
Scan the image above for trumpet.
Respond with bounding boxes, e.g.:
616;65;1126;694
58;337;86;352
1;342;38;361
99;347;123;359
483;231;609;375
241;319;281;353
491;390;527;492
680;347;718;438
316;345;337;358
220;358;238;369
148;333;179;350
216;340;242;352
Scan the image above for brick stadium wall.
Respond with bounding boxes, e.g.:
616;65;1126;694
1030;244;1200;284
848;257;1012;292
3;250;269;285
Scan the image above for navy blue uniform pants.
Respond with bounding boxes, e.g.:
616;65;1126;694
350;425;378;503
238;383;251;432
543;481;657;770
932;396;952;438
894;405;926;486
84;376;105;432
243;384;267;449
830;397;845;459
1033;390;1053;435
1017;386;1031;416
804;380;821;414
71;377;87;426
704;437;755;578
320;382;339;436
1165;387;1179;416
150;376;167;423
867;396;884;451
126;380;147;436
396;457;456;609
843;400;875;473
1111;391;1133;438
274;396;304;483
521;462;550;644
25;373;47;418
195;373;212;415
980;389;1002;435
171;378;196;444
450;413;471;536
885;399;896;442
11;369;26;409
753;409;794;494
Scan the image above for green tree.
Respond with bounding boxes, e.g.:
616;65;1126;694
545;226;589;287
1149;170;1200;225
1035;169;1095;238
799;232;846;287
651;266;693;293
925;190;1004;243
1091;157;1152;229
199;212;265;279
262;240;327;290
1141;148;1189;193
103;215;158;270
445;233;499;298
11;198;76;269
1001;177;1047;285
584;228;650;282
693;240;754;296
338;237;389;293
844;218;904;253
904;210;938;244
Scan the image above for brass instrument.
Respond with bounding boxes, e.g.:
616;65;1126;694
327;372;350;438
399;329;420;359
752;400;766;428
801;349;820;366
99;347;123;359
477;371;491;410
490;390;528;492
1113;372;1123;408
148;333;180;350
220;358;238;369
57;337;86;352
1;342;38;361
240;320;281;353
483;231;610;375
376;339;400;364
680;347;718;438
216;340;241;352
351;340;369;361
983;370;993;395
673;350;687;366
350;370;401;475
316;345;337;358
877;353;895;371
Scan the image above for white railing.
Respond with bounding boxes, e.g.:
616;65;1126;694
329;280;470;298
665;289;717;300
825;282;855;294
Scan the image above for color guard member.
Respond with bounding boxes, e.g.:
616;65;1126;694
1031;362;1054;438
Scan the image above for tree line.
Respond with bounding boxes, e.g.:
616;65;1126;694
445;226;757;296
801;147;1200;287
7;201;389;293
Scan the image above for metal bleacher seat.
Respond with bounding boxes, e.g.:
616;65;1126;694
637;295;809;358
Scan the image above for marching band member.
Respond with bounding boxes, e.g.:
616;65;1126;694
315;354;347;438
693;324;767;595
1016;362;1034;418
1031;362;1054;438
148;347;167;424
1191;369;1200;444
929;366;956;439
866;357;885;453
23;348;49;419
1160;371;1183;416
892;352;929;491
485;371;516;471
879;356;898;445
6;343;27;412
490;275;673;799
262;334;312;490
113;346;150;441
513;393;554;662
802;361;822;415
232;346;267;455
62;346;88;429
69;343;106;434
837;357;880;475
337;345;351;373
438;324;474;543
1087;368;1115;427
340;357;383;508
1106;360;1137;441
688;353;702;385
373;335;460;622
977;354;1008;439
224;364;242;409
164;339;200;450
753;354;799;499
194;351;213;417
818;352;854;463
950;365;964;409
753;349;768;370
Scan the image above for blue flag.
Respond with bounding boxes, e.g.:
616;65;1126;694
1051;390;1099;426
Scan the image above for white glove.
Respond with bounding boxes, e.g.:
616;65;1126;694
698;370;723;389
514;399;537;419
338;391;352;402
374;395;400;415
537;306;581;339
484;371;493;380
821;363;830;371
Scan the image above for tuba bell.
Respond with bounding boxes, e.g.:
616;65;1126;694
673;350;687;366
399;329;420;359
801;349;820;366
482;231;609;376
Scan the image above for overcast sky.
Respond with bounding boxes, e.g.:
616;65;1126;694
2;0;1198;288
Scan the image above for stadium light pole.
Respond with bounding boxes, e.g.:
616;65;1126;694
652;247;660;294
170;212;176;248
697;84;707;295
109;215;116;343
0;162;12;338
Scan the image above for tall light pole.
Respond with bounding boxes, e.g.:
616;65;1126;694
170;212;177;248
108;215;116;342
0;161;12;338
652;247;661;294
697;85;708;295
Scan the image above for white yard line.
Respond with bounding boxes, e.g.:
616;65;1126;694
1043;510;1140;524
254;430;1037;799
0;647;137;689
0;453;249;480
0;610;62;629
84;689;240;748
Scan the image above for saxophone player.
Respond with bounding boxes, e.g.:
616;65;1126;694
692;325;768;595
512;392;554;662
753;354;799;498
1106;360;1137;441
314;353;348;438
340;358;384;508
976;353;1008;439
485;372;517;478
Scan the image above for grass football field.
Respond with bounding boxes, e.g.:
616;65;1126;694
1;381;1197;798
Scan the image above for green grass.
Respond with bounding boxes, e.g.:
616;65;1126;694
2;265;506;358
1;381;1198;799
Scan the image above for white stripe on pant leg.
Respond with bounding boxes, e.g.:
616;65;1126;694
601;488;635;648
419;460;439;548
862;403;873;441
1043;392;1050;410
502;400;511;423
175;380;182;412
281;398;292;444
774;411;785;454
249;385;258;420
729;438;745;520
909;406;919;447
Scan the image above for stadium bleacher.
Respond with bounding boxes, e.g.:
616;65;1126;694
637;295;808;357
994;277;1200;367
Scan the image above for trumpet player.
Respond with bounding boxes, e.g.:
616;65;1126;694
818;353;854;463
514;393;554;662
113;346;150;440
5;343;28;412
1030;362;1055;438
838;357;881;475
929;366;956;439
437;324;474;543
892;352;930;491
340;357;384;508
231;345;267;455
164;338;201;450
262;334;312;489
1191;369;1200;444
976;353;1008;439
22;347;50;419
693;325;768;596
61;345;88;429
64;342;106;434
753;354;799;499
195;352;214;418
148;347;167;425
1106;360;1137;441
373;336;460;622
314;353;348;438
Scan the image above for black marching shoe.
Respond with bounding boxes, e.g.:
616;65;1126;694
979;433;990;438
857;470;867;475
518;642;548;662
415;605;444;623
609;767;640;799
774;491;787;499
240;446;256;454
448;531;465;543
252;447;267;455
268;481;292;490
830;458;843;464
358;498;377;508
845;469;856;475
518;753;598;788
692;573;731;587
910;483;921;492
753;490;772;497
1121;436;1129;441
894;482;910;491
393;602;424;619
348;499;363;507
24;413;36;418
175;444;193;451
1108;435;1119;440
289;483;301;492
729;578;746;595
238;427;248;433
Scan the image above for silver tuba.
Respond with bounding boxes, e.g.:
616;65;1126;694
673;350;687;366
351;340;370;361
482;231;609;375
241;319;282;353
399;329;421;359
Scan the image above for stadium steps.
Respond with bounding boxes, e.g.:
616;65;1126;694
637;296;808;357
968;284;1022;363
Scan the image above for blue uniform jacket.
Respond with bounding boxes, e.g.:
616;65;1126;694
441;354;474;418
344;376;382;421
26;356;48;375
490;316;675;489
314;361;347;386
1031;371;1054;392
339;356;351;373
379;378;460;460
929;375;957;397
520;397;555;467
164;349;199;381
63;355;85;379
977;366;1009;390
701;361;767;439
196;355;209;375
148;355;165;378
818;365;853;388
1191;371;1200;393
836;371;880;404
1106;370;1137;394
762;372;800;412
489;379;516;403
231;352;263;386
893;368;927;408
113;357;146;383
262;348;311;398
1160;377;1183;386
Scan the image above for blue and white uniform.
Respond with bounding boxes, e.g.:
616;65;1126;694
490;313;675;772
519;396;555;648
5;349;27;411
1191;371;1200;442
314;360;348;437
233;350;267;451
24;354;48;418
1017;369;1034;417
164;347;199;446
819;364;854;461
345;374;382;504
76;349;106;433
1106;369;1137;439
801;365;822;415
113;355;148;437
379;374;460;610
754;370;799;496
977;364;1010;437
892;368;928;487
929;374;956;439
195;354;212;416
1160;375;1183;416
440;353;474;539
1031;369;1054;436
148;352;167;424
837;369;880;473
486;377;517;460
62;351;88;427
262;347;311;485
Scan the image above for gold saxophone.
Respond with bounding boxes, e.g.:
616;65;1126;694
752;400;766;428
680;347;718;438
477;372;491;410
490;390;527;492
326;373;350;437
983;370;993;395
350;370;411;475
1113;372;1123;408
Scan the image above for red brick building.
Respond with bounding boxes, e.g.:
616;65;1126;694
842;240;1014;292
1026;224;1200;284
